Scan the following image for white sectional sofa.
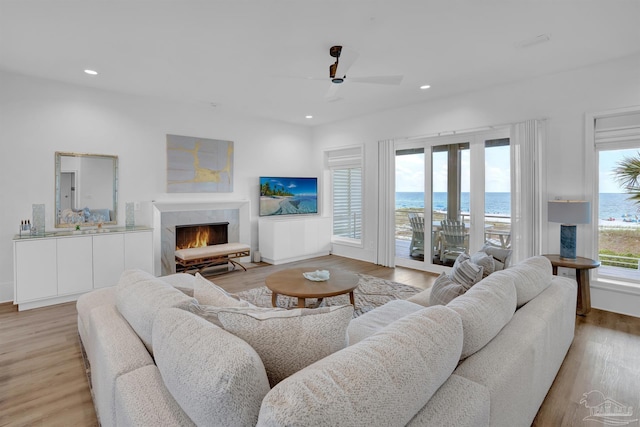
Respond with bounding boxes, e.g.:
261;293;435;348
77;255;576;426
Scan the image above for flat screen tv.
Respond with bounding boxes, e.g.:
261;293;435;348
259;177;318;217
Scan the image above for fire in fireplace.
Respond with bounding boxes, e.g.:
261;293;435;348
175;222;229;250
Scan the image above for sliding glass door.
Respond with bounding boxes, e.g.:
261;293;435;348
395;129;511;272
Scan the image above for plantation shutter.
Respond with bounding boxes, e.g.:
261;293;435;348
326;147;363;243
332;168;362;239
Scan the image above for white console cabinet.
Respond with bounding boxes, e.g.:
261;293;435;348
13;228;153;311
258;216;331;265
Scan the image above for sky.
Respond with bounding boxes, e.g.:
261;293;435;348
396;146;639;194
599;148;638;193
395;145;510;193
260;177;317;195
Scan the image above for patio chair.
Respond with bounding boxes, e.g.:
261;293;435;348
440;219;469;263
408;212;425;258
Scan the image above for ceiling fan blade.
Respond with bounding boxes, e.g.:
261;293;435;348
325;82;340;99
335;47;360;78
348;75;404;85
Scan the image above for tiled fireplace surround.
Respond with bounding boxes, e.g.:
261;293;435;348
152;201;251;276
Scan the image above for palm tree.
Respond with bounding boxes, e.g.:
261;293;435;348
613;152;640;204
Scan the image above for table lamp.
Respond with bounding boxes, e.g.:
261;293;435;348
548;200;591;260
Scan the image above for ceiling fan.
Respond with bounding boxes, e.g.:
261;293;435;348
322;45;404;100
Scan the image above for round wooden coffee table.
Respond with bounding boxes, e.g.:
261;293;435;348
265;268;359;309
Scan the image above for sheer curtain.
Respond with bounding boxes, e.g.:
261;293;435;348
377;139;396;267
510;119;546;263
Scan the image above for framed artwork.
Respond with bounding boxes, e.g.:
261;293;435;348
166;134;234;193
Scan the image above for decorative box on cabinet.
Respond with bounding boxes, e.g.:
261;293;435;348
13;227;153;311
258;216;331;265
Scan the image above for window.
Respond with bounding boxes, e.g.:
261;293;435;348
326;146;363;244
593;110;640;284
332;167;362;240
394;130;510;269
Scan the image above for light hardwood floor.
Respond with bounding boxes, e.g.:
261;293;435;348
1;255;639;426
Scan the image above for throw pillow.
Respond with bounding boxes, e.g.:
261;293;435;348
188;302;284;328
479;243;513;270
470;251;496;278
451;259;483;289
429;273;467;306
217;305;354;387
193;273;253;308
452;252;470;270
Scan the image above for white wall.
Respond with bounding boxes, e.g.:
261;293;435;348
311;53;640;315
0;71;314;302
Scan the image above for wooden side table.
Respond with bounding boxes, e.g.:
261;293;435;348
542;254;600;316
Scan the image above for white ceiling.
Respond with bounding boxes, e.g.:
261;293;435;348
1;1;639;127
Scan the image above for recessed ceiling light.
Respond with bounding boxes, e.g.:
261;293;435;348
84;69;98;75
305;115;313;119
420;85;431;90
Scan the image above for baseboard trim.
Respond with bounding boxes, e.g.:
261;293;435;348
261;251;330;265
591;279;640;318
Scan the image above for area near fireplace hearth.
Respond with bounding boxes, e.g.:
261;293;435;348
152;201;251;276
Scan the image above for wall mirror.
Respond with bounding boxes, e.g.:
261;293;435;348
55;152;118;227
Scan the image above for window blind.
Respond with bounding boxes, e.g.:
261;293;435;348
595;112;640;149
332;167;362;239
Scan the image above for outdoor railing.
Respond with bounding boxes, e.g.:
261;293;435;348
598;253;640;270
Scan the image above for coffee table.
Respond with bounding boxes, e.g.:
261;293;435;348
265;268;359;309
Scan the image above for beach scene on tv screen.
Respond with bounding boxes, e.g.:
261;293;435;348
260;177;318;216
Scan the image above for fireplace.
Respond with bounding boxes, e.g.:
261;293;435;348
175;222;229;250
154;200;250;276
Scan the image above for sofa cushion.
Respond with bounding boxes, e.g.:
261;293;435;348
257;306;463;427
115;365;195;427
193;273;253;307
153;308;270;427
347;299;425;345
406;287;432;307
430;272;467;306
451;257;484;289
116;269;197;354
407;374;490;427
446;273;517;359
219;305;353;386
497;256;553;307
159;272;196;288
159;272;197;296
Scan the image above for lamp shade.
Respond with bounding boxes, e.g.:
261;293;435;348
548;200;591;225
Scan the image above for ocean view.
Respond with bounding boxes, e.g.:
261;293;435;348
396;192;640;222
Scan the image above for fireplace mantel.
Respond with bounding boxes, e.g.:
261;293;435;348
152;200;251;276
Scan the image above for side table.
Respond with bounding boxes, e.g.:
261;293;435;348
542;254;600;316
